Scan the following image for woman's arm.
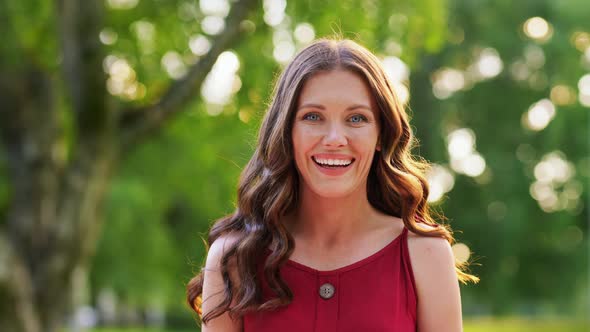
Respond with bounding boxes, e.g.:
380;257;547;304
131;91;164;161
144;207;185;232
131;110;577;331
408;232;463;332
201;234;243;332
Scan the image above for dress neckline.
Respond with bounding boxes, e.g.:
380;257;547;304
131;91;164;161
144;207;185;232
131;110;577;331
265;227;407;275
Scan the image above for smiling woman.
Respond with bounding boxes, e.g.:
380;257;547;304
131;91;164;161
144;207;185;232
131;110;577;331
292;70;380;198
186;38;478;332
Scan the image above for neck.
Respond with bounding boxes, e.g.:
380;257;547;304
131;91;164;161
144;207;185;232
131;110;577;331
286;183;380;249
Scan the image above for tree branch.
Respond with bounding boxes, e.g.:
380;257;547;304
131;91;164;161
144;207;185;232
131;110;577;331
56;0;109;137
55;0;115;247
0;0;24;70
0;67;61;253
0;230;42;332
0;70;23;143
119;0;258;150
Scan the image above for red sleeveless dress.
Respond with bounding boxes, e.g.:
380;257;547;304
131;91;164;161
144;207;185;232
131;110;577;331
243;227;417;331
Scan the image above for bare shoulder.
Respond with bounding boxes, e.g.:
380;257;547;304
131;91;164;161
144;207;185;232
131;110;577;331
407;224;462;332
407;223;456;283
407;224;454;264
201;232;243;331
205;232;241;269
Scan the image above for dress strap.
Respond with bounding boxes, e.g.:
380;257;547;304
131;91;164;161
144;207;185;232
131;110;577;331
398;225;409;242
400;224;417;319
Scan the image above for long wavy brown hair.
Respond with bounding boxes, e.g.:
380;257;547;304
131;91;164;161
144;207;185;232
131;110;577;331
186;38;478;323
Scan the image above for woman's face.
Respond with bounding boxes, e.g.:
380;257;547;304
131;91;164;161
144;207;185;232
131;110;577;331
292;69;380;198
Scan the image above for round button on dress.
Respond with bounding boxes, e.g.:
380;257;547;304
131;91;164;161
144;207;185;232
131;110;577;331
319;283;335;299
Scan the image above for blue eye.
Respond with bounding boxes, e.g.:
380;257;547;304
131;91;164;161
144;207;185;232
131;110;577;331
349;115;367;123
303;113;321;121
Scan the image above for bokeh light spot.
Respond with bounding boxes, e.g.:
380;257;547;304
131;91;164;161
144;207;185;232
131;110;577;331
550;85;576;106
202;16;225;35
199;0;230;17
189;35;211;56
202;51;241;106
426;164;455;203
107;0;139;10
432;68;465;99
452;243;471;264
263;0;287;26
475;48;503;79
99;28;118;45
273;40;296;64
294;23;315;44
522;99;556;131
161;51;187;79
523;17;553;42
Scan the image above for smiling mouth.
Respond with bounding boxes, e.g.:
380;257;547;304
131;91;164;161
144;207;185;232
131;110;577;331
312;156;356;168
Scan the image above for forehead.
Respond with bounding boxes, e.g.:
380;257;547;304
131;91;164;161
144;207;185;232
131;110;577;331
297;69;376;109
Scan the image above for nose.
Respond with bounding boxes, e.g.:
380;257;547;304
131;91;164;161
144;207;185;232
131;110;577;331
322;122;347;147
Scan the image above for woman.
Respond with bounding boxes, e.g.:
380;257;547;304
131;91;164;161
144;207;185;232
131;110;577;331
187;38;478;331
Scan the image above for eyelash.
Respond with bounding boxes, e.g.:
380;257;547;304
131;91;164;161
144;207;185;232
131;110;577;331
302;113;321;121
349;115;368;123
302;113;369;123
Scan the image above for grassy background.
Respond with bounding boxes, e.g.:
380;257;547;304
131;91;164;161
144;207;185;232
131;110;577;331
464;318;588;332
84;318;589;332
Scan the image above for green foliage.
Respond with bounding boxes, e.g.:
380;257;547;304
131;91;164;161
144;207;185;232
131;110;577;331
287;0;447;65
93;105;255;308
0;0;58;69
429;0;589;316
2;0;586;323
464;318;589;332
0;149;8;227
93;178;177;305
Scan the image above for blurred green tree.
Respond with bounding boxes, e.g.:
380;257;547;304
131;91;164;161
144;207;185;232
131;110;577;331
0;0;258;331
410;0;589;317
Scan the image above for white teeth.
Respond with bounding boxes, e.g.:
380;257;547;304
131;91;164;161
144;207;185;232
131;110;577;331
313;157;353;166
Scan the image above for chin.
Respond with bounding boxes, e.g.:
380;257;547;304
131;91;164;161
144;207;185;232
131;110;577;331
309;184;359;198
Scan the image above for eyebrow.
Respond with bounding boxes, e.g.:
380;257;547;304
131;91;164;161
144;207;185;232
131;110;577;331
297;103;373;112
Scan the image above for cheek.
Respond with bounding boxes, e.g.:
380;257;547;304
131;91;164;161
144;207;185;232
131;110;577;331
351;130;379;150
292;131;311;175
292;126;315;152
291;130;306;166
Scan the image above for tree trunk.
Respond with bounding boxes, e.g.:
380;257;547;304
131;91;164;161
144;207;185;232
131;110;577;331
0;66;118;332
0;0;257;330
0;162;117;332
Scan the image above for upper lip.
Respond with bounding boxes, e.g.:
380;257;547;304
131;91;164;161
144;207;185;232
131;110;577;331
312;153;355;160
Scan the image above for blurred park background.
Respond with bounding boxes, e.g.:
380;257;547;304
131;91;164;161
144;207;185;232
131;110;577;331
0;0;588;331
